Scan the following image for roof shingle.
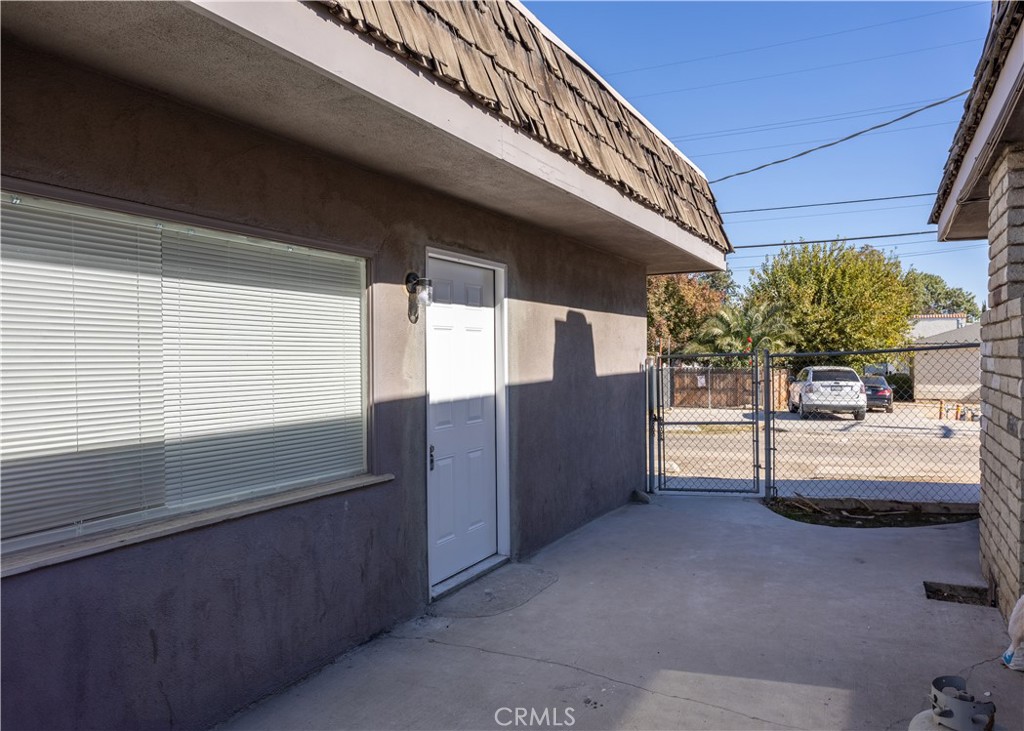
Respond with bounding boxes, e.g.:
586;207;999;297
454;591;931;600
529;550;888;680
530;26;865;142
313;0;730;254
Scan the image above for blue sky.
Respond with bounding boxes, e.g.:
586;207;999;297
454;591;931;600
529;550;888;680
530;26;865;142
523;1;990;308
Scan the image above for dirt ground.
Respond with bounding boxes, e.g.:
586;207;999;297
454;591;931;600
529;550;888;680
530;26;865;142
765;496;979;528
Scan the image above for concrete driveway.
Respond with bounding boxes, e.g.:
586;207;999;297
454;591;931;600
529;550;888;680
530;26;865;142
218;497;1021;731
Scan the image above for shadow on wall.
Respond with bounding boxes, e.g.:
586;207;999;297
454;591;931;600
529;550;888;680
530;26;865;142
1;417;366;540
1;308;641;552
555;310;597;384
0;310;645;731
511;310;643;556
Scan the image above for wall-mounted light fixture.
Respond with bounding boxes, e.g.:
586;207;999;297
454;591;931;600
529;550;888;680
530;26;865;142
406;273;433;306
406;272;433;323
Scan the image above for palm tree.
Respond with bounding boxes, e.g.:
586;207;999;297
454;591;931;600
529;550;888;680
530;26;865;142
690;301;798;355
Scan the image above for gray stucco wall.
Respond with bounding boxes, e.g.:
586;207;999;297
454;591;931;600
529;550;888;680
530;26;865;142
0;41;646;729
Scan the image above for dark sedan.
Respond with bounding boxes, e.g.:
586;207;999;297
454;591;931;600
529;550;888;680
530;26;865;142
862;375;894;412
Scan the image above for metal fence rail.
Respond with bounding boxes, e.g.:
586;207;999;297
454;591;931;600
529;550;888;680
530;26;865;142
648;342;982;505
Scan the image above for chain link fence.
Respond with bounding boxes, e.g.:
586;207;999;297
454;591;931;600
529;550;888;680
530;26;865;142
765;342;981;505
648;341;982;505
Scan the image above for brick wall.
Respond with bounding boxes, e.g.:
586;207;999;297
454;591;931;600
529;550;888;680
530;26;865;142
980;144;1024;619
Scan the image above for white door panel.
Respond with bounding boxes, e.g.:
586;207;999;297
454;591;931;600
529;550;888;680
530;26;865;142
426;258;498;585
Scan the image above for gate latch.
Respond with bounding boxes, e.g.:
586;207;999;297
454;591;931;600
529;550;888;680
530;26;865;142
929;676;995;731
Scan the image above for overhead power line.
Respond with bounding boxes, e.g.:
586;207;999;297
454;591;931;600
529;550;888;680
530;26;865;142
727;202;931;226
732;231;938;250
727;242;988;273
710;91;969;184
669;96;951;143
605;3;977;76
721;193;934;215
632;38;981;100
729;236;943;261
691;120;957;159
898;243;987;259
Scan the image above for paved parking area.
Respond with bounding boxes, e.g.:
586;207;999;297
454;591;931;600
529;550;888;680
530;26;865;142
661;404;980;500
218;497;1020;731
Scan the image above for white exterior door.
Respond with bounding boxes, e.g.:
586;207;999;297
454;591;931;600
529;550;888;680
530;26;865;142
426;258;498;586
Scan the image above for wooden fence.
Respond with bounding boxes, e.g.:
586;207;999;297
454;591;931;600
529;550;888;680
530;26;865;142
669;366;789;409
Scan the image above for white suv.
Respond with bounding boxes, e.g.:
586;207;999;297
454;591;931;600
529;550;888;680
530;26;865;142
788;366;867;421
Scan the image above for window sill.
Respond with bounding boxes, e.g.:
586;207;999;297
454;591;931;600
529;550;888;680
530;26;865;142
1;472;395;578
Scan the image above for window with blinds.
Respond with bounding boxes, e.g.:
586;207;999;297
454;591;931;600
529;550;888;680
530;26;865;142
1;192;367;550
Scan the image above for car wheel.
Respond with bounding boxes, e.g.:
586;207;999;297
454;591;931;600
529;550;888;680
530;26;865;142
789;399;798;414
885;404;893;413
854;410;866;421
799;400;809;420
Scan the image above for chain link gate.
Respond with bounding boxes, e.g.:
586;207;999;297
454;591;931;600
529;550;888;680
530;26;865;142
650;352;761;493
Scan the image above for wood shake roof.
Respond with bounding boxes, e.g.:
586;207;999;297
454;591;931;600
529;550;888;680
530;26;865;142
312;0;730;253
930;1;1024;224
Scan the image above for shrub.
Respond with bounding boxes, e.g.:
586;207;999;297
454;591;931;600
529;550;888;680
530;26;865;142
887;373;914;402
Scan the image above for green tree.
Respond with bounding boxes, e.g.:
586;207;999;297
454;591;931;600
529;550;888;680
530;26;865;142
690;301;798;355
903;270;981;319
647;274;723;354
746;242;914;362
695;269;739;303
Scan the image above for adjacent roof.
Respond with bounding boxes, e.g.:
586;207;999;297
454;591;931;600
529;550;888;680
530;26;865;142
314;0;730;254
915;321;981;344
912;312;968;320
930;1;1024;224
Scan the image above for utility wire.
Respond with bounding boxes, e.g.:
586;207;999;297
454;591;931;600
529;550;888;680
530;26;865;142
728;244;987;272
605;3;977;76
669;96;950;143
721;193;934;215
729;236;943;260
729;237;987;262
691;120;957;159
732;231;938;250
632;38;980;100
898;243;987;259
726;202;931;226
710;91;969;184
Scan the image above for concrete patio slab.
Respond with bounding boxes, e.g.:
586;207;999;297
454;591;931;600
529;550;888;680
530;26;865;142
218;497;1022;731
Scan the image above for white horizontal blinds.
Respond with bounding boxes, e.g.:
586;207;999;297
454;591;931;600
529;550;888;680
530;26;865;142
1;197;164;538
1;191;367;545
262;241;365;486
162;230;366;507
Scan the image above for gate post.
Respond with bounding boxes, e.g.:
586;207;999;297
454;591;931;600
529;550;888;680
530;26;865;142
646;357;658;493
762;350;773;497
752;351;760;494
